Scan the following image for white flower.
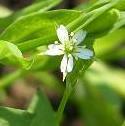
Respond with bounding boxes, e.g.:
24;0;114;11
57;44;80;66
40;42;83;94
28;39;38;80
40;25;93;81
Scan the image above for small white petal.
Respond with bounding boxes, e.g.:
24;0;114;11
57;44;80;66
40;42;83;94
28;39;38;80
67;55;73;72
73;30;87;45
75;48;93;59
60;54;68;73
63;72;67;81
60;55;68;81
48;44;60;50
45;49;63;56
44;44;64;56
57;25;69;43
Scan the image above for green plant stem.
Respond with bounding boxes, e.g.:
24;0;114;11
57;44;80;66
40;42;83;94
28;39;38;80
57;82;72;123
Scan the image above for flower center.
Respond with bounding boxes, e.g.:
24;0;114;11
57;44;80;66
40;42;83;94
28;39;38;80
64;41;74;54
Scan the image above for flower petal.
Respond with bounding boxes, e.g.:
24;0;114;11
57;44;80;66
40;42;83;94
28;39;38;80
75;48;93;59
63;72;67;81
44;44;64;56
48;44;57;49
60;54;68;73
60;54;68;81
48;44;62;50
73;30;87;45
67;55;73;72
45;49;63;56
57;25;69;43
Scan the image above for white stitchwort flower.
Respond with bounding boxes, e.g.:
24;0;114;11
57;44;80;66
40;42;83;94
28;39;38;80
40;25;93;81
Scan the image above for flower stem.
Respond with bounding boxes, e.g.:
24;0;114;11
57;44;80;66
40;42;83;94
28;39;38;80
57;81;72;123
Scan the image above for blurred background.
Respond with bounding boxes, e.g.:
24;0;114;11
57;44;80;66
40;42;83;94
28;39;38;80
0;0;125;126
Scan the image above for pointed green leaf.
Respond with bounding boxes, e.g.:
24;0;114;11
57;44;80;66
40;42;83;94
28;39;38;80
0;107;32;126
0;90;58;126
28;90;58;126
0;40;32;69
0;10;81;44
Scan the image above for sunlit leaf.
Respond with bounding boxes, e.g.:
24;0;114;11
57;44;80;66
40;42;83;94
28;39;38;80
0;40;32;69
0;10;81;44
111;11;125;32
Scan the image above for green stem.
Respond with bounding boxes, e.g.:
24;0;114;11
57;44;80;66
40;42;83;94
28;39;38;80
57;81;72;123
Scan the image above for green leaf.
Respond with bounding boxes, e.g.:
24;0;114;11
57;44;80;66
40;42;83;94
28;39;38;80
0;10;81;44
14;0;62;17
0;107;32;126
75;80;123;126
69;0;120;37
75;0;110;12
1;7;118;53
85;61;125;98
122;121;125;126
115;0;125;11
0;0;62;29
111;11;125;32
0;90;58;126
85;9;119;34
0;2;120;53
28;90;58;126
0;40;32;69
94;29;125;59
95;0;125;11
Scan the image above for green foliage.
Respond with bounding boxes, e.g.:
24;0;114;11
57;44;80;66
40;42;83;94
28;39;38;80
15;0;62;17
75;81;123;126
122;122;125;126
94;29;125;59
0;0;62;29
0;90;58;126
86;9;119;33
0;10;81;54
85;61;125;99
0;0;120;69
0;0;125;126
111;11;125;32
0;108;31;126
0;40;32;69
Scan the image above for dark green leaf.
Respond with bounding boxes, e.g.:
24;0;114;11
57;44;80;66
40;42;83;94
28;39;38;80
28;90;58;126
0;90;58;126
0;107;32;126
